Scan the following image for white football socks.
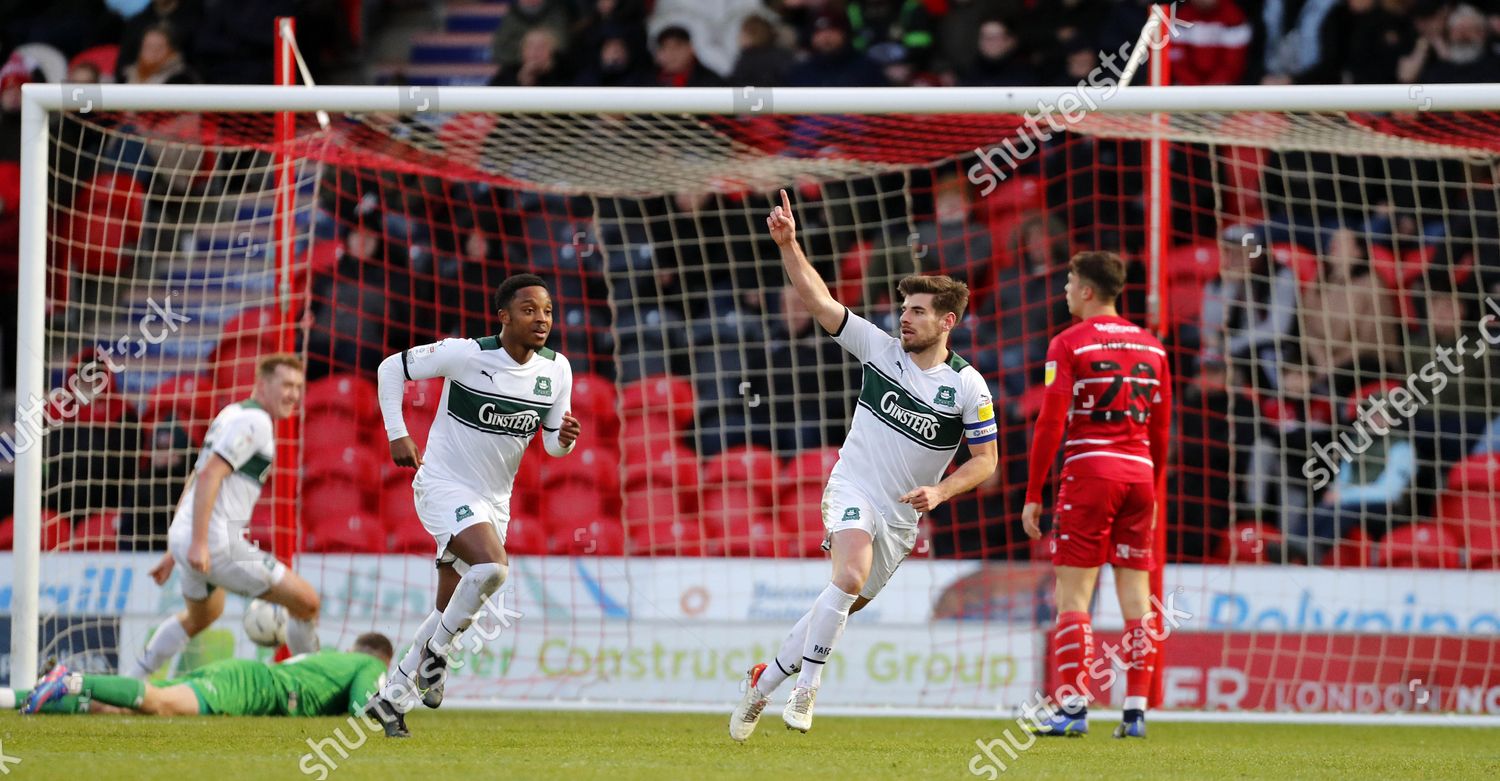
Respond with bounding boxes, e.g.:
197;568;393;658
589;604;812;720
755;608;813;697
428;562;507;654
794;584;857;690
128;614;191;679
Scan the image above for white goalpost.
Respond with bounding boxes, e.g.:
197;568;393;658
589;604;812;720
12;81;1500;725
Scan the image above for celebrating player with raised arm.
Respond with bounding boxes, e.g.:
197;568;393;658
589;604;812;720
1022;251;1171;739
729;190;999;741
365;273;580;738
16;634;394;718
129;355;323;679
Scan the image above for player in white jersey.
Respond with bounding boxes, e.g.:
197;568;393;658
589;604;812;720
129;355;323;678
729;191;999;739
364;273;580;737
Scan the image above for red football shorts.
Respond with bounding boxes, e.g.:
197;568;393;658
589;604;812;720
1050;474;1156;570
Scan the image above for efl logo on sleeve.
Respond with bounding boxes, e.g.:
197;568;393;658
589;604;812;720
1044;361;1057;387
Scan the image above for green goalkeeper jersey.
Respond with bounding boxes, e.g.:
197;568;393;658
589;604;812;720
174;652;385;717
271;651;387;717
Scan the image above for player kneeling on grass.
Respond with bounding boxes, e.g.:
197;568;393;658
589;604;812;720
12;633;393;717
364;273;580;738
1022;251;1171;739
128;355;324;680
729;191;998;741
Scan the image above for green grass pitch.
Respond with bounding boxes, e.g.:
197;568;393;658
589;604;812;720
4;710;1498;780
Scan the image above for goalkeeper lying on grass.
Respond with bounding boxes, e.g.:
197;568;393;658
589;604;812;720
6;633;393;717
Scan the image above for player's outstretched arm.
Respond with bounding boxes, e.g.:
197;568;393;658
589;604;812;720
769;188;845;334
377;352;421;468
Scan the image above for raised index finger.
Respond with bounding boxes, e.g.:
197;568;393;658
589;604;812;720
779;188;791;214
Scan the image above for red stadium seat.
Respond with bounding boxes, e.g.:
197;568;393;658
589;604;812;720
70;44;120;79
541;444;619;492
0;511;65;551
776;524;828;559
704;490;778;557
550;517;626;556
1164;241;1222;284
568;372;618;444
783;447;840;488
541;482;613;523
1272;242;1319;285
209;340;263;407
833;240;871;307
1437;453;1500;531
218;307;280;352
56;173;144;275
621;412;680;451
505;516;548;556
68;512;119;552
305;509;380;553
703;445;780;492
775;482;826;536
1219;521;1280;564
1221;146;1266;222
142;373;214;437
0;516;10;550
304;442;381;490
620;375;695;430
622;484;683;527
1378;523;1463;569
304;374;380;425
1464;523;1500;569
624;444;699;494
304;481;370;529
380;482;431;554
1320;525;1373;568
628;519;705;556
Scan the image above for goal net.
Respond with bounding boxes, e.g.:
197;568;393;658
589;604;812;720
8;84;1500;720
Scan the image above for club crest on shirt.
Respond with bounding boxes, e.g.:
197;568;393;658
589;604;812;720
933;385;957;406
534;377;552;397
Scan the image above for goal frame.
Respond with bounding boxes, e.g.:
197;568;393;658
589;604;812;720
13;82;1500;708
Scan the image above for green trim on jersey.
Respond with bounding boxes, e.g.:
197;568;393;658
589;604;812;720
445;380;551;438
856;364;964;451
535;346;556;360
238;399;264;411
476;335;502;350
238;452;273;484
946;351;970;372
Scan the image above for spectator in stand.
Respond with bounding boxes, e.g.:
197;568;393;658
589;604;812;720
574;23;654;86
488;27;571;87
1320;0;1417;84
570;0;647;54
994;212;1071;397
1052;38;1100;86
1018;0;1108;83
764;284;858;456
1299;227;1401;398
193;0;298;84
960;17;1038;86
786;10;887;87
651;25;725;87
1171;351;1260;560
934;0;1023;78
1259;0;1341;84
1200;224;1301;391
847;0;937;70
305;206;412;378
1401;2;1500;83
118;0;203;77
68;61;102;84
491;0;571;74
119;418;193;551
866;170;993;306
728;14;794;86
429;210;505;339
122;25;199;84
1171;0;1252;86
1284;387;1416;564
1403;272;1499;514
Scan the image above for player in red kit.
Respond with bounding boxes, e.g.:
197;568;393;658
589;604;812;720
1022;251;1170;739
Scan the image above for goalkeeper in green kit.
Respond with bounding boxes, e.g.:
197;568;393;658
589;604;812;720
7;633;393;717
